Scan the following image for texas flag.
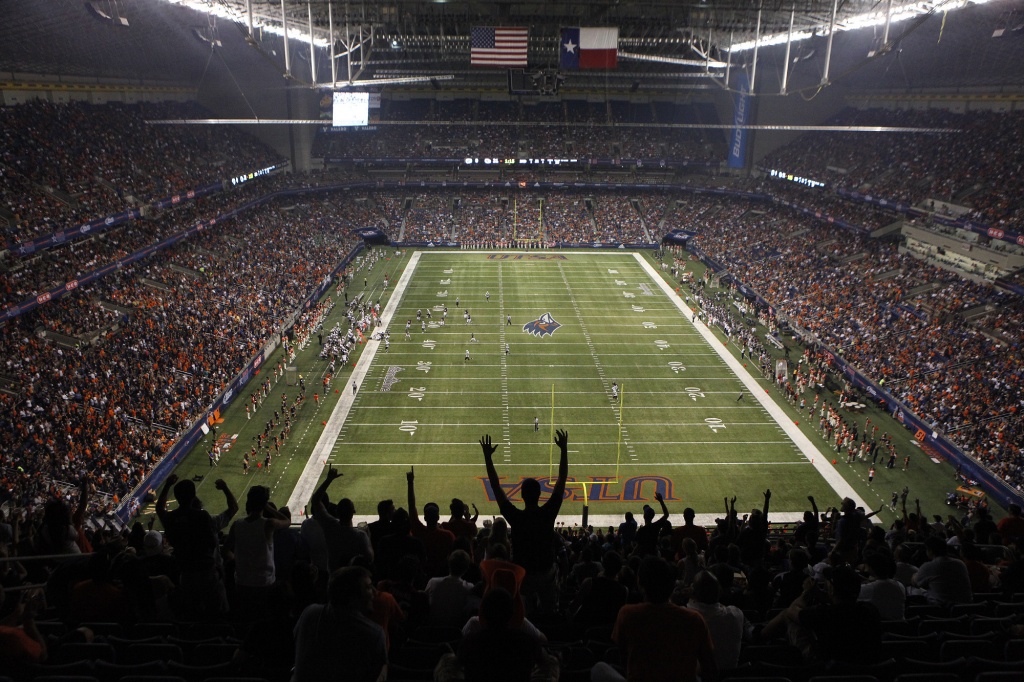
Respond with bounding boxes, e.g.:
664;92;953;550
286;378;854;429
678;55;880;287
560;27;618;69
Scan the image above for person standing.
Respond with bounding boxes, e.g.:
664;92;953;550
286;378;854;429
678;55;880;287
868;466;876;484
479;429;569;616
506;314;512;326
291;566;387;682
591;556;718;682
534;416;539;432
352;381;358;395
228;485;291;620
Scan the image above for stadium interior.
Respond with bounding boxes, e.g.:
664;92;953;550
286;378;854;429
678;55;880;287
1;0;1024;680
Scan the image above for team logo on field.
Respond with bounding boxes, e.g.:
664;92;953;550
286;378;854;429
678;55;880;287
523;312;561;338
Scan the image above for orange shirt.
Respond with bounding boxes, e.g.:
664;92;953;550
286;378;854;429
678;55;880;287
613;602;716;682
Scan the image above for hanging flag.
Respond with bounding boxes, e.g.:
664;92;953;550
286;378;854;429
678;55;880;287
560;27;618;69
471;27;529;67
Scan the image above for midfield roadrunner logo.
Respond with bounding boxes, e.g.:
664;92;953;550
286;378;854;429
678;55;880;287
523;312;561;338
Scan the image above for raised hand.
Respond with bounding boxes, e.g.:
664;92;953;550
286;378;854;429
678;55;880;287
654;491;664;503
407;467;415;483
479;435;497;459
764;489;772;501
214;479;227;491
325;466;343;482
554;429;569;450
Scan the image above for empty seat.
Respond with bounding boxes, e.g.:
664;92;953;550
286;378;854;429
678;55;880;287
895;657;965;677
164;661;238;682
940;639;1000;662
893;674;959;682
918;617;970;637
1004;639;1024;662
50;642;116;665
971;617;1016;637
185;644;238;667
27;661;97;680
120;643;184;665
93;660;166;682
126;623;181;640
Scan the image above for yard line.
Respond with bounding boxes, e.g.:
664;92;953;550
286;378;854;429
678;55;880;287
632;253;871;511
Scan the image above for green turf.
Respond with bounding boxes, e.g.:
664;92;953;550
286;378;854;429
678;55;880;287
152;248;978;528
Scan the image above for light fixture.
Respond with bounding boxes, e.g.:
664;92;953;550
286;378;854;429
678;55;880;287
727;0;1000;53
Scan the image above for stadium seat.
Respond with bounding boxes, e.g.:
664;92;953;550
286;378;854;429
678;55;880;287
893;674;959;682
93;660;167;682
119;643;184;665
940;639;1001;662
878;640;932;662
186;643;239;667
78;623;125;638
879;619;919;637
834;658;897;682
27;661;96;680
918;617;970;637
964;656;1024;673
973;673;1024;682
128;623;182;640
894;657;965;677
970;617;1016;636
1004;639;1024;662
992;602;1024;618
164;661;238;682
950;602;991;618
50;642;116;665
172;623;237;641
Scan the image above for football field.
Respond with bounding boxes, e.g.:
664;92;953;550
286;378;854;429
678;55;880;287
281;250;865;527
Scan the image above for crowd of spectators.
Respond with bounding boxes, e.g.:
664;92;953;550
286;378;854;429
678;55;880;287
761;107;1024;229
2;94;1023;568
311;98;723;163
676;191;1024;493
0;195;368;514
1;434;1022;681
0;100;282;248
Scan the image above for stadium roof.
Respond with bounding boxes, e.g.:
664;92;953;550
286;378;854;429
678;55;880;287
0;0;1022;97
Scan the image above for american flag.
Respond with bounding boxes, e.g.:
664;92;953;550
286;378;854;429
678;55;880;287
471;26;529;67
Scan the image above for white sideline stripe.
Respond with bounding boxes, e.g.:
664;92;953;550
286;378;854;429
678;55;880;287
330;441;796;447
631;253;871;511
286;251;422;512
319;461;807;467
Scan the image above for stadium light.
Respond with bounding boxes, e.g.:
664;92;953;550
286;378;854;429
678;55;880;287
727;0;1000;53
163;0;330;47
